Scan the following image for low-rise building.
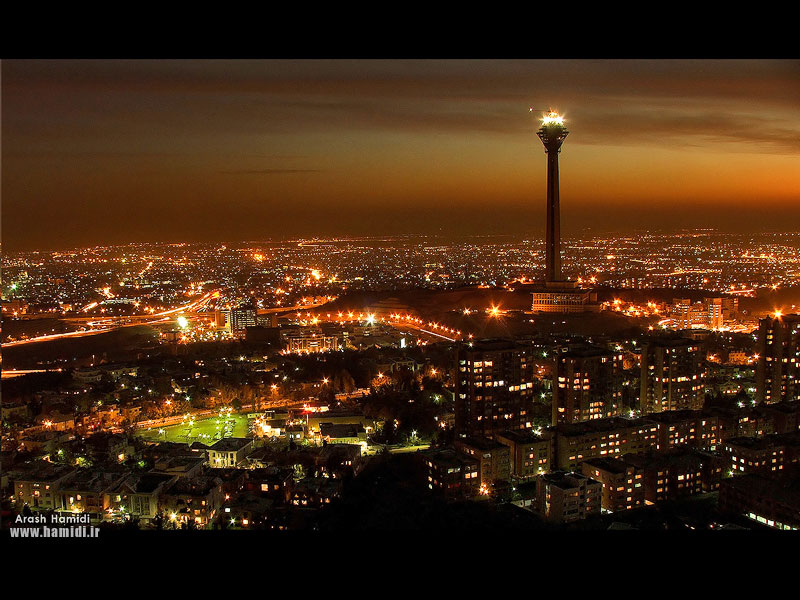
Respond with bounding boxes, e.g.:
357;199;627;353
421;448;480;498
318;423;367;448
533;471;602;523
705;405;776;441
306;411;374;435
719;474;800;530
763;400;800;435
37;410;75;432
1;402;30;421
105;472;176;523
244;467;294;504
454;436;511;488
552;416;659;471
290;476;343;508
57;469;127;522
222;493;275;529
581;457;644;513
160;475;224;528
286;424;305;442
286;333;339;354
316;444;365;479
722;431;800;477
647;410;720;451
150;455;207;479
495;430;553;480
692;449;726;492
206;438;255;468
84;432;135;465
9;461;75;511
621;451;713;503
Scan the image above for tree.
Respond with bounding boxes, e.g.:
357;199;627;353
334;369;356;393
378;418;398;444
319;386;335;405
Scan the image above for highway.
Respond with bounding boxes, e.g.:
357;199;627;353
258;300;330;314
1;368;65;379
0;290;219;347
1;316;172;348
2;291;470;350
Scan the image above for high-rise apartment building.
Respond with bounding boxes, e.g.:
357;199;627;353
228;302;258;336
455;339;536;440
553;345;624;426
756;314;800;404
671;297;738;330
640;338;706;413
705;297;738;329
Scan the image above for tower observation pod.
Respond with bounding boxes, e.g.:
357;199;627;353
536;110;569;283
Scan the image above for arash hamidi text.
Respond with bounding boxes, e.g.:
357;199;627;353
15;513;92;525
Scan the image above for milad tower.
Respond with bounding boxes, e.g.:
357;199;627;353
529;109;598;313
537;110;569;283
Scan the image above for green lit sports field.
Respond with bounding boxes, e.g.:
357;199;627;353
137;414;253;444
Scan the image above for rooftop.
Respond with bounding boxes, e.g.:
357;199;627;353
319;422;365;438
164;475;222;497
540;471;599;490
495;430;549;444
621;450;704;470
555;416;656;437
559;345;615;359
208;437;253;452
722;473;800;506
582;457;631;475
456;436;507;451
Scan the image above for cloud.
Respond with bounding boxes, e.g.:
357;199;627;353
4;59;798;149
218;169;323;175
575;109;800;154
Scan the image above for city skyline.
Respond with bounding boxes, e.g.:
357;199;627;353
3;59;800;252
4;58;800;537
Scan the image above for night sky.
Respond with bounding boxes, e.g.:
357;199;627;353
3;59;799;252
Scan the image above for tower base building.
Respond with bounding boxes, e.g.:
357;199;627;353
529;280;600;313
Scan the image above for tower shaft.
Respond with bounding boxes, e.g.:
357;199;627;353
545;149;562;282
